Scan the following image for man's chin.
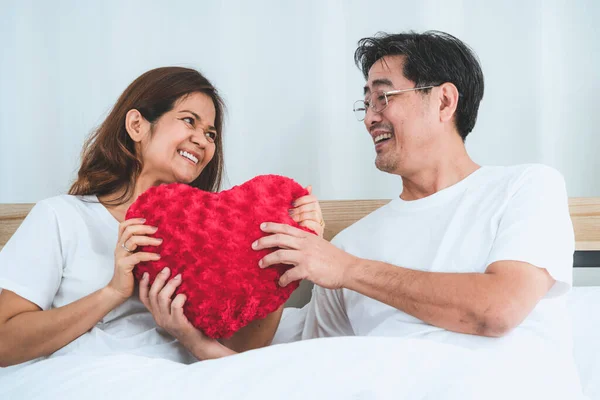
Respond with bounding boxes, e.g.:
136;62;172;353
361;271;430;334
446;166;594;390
375;156;398;174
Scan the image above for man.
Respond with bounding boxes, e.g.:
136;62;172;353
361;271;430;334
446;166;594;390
254;31;582;396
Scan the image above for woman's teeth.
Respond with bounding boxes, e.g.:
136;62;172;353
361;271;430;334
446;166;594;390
178;150;198;164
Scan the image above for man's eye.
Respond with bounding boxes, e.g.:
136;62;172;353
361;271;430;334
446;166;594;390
364;100;371;108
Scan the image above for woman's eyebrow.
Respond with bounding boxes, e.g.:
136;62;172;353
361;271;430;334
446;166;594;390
179;110;216;131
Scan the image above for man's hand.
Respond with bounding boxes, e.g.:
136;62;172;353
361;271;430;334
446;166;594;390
253;222;357;289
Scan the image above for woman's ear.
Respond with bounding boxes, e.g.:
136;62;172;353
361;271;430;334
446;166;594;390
125;109;150;142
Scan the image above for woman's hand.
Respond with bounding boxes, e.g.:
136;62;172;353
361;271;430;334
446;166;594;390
139;268;236;360
106;218;162;302
289;185;325;237
138;267;197;339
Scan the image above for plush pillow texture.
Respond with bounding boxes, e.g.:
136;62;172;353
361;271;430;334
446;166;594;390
126;175;313;338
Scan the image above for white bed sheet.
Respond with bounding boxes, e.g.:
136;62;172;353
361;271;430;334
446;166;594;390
0;288;596;400
0;335;586;400
274;286;600;400
568;287;600;400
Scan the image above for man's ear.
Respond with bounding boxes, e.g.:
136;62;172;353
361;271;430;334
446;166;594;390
125;109;150;142
438;82;460;123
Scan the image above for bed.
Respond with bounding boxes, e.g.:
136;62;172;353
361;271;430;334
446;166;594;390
1;198;599;399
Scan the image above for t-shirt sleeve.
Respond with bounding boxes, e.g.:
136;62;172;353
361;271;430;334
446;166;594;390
486;165;574;297
0;201;63;310
301;284;355;339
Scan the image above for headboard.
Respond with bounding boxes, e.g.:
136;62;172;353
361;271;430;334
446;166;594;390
1;198;599;251
1;199;599;306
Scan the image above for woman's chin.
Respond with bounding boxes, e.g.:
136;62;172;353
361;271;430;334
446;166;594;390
174;173;201;185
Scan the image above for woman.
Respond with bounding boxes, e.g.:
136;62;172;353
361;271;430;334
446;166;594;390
0;66;325;370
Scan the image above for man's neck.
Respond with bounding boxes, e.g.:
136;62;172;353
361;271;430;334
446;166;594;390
400;148;479;201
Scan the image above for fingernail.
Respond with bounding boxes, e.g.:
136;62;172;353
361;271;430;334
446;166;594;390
252;241;258;249
174;274;181;280
258;259;263;268
140;218;146;223
142;272;149;280
161;267;169;274
152;226;159;231
157;238;163;243
154;254;161;259
260;223;267;230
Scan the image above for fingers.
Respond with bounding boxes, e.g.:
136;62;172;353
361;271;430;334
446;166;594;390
293;194;319;208
120;225;159;251
259;249;299;269
118;218;146;238
252;233;300;251
279;267;305;287
171;293;187;321
123;235;163;253
141;269;190;336
290;192;324;232
148;267;171;312
300;220;323;236
116;252;160;276
123;252;161;266
260;222;306;237
289;201;318;218
158;273;182;314
290;210;321;224
139;272;150;309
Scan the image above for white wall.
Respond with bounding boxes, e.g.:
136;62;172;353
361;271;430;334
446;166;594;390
1;0;598;203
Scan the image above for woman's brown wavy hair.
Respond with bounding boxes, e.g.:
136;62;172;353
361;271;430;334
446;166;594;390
69;66;225;205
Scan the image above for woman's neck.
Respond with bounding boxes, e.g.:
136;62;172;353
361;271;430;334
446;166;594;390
98;174;161;222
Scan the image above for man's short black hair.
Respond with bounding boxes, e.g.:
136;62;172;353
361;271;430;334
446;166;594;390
354;31;484;140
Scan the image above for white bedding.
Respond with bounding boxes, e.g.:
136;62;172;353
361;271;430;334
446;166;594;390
0;336;585;400
568;287;600;399
0;287;597;400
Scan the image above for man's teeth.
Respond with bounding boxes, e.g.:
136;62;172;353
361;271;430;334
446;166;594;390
374;133;392;144
178;150;198;164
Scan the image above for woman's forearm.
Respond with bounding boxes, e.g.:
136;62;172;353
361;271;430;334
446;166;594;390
220;306;284;353
0;288;125;367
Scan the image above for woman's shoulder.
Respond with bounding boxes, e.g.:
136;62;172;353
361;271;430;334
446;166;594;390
34;194;101;220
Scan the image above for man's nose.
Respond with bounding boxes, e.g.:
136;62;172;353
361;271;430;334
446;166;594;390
364;106;382;129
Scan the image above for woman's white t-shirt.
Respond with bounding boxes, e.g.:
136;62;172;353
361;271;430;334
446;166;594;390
0;195;196;376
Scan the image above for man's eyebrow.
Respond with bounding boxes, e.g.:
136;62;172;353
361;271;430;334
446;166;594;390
363;78;394;95
180;109;216;131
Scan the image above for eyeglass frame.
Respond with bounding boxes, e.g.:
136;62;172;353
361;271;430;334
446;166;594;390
353;85;438;121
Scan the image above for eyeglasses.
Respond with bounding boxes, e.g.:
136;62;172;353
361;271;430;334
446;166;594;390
353;86;437;121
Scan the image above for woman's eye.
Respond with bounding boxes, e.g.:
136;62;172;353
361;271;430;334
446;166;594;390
182;117;194;126
205;131;217;141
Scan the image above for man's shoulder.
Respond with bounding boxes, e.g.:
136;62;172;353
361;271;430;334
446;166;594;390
480;163;562;181
477;164;566;193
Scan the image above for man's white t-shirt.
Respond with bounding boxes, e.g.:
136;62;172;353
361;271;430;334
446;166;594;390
0;195;196;376
302;164;577;362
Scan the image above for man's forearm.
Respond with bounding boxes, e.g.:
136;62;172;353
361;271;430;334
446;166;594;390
344;259;510;337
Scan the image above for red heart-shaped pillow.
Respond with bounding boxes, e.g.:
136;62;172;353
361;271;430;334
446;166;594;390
125;175;312;338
